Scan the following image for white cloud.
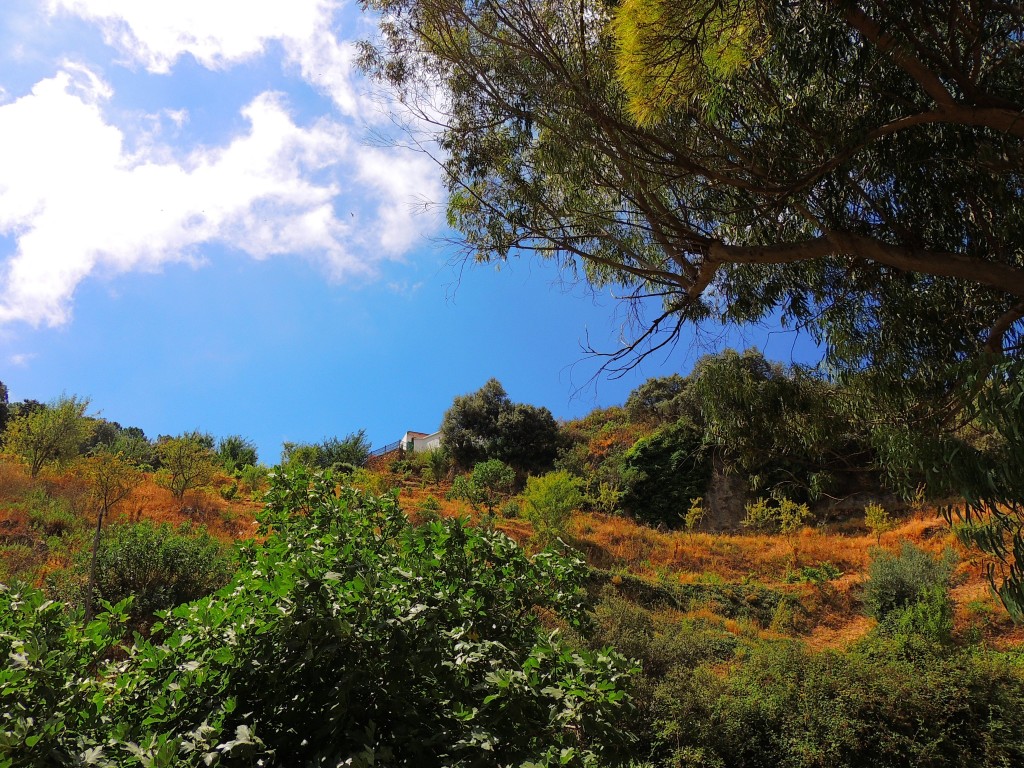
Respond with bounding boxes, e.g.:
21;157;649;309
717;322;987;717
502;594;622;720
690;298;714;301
0;65;439;327
48;0;331;73
47;0;376;118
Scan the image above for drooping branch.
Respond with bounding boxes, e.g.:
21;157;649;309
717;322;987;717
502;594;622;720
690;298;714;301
986;302;1024;355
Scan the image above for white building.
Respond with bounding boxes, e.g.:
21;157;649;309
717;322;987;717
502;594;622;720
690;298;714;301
401;430;442;453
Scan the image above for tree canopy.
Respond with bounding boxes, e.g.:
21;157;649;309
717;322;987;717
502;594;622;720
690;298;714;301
441;379;561;472
361;0;1024;613
361;0;1023;374
2;395;93;477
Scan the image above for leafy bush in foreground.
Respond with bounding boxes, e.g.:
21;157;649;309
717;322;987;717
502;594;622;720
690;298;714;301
1;467;635;767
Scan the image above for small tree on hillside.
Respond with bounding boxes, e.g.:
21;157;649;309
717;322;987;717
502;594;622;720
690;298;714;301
865;502;897;545
156;434;217;500
447;459;516;515
524;470;583;547
217;435;258;473
2;395;94;477
83;450;143;621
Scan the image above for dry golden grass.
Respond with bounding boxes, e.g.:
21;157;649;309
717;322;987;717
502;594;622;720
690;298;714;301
359;478;1022;649
0;459;263;586
2;458;1021;650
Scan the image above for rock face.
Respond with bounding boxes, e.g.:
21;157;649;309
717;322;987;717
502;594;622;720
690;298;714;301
698;458;898;531
701;459;748;531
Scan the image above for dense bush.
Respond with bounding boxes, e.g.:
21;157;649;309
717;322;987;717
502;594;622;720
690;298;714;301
620;419;710;528
88;521;234;624
679;637;1024;768
1;468;635;767
523;470;583;546
862;542;957;625
237;463;269;498
582;586;1024;768
281;431;372;472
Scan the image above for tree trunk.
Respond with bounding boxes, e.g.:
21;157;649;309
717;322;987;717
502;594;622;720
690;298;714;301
84;505;105;623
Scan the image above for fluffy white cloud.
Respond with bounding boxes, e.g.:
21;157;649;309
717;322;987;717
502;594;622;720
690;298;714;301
47;0;374;117
48;0;330;72
0;65;441;327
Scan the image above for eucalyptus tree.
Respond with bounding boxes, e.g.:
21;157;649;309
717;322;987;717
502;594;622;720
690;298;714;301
361;0;1024;613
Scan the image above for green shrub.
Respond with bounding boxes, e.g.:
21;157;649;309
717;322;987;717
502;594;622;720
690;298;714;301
282;431;372;471
590;481;623;514
237;463;269;498
216;435;258;473
620;419;710;528
88;521;234;623
742;496;812;534
446;459;516;513
348;466;397;495
523;470;583;546
862;542;957;624
500;498;522;518
786;562;843;585
882;584;955;648
0;469;636;766
643;634;1024;768
422;448;451;483
26;493;79;538
415;494;442;520
683;496;705;531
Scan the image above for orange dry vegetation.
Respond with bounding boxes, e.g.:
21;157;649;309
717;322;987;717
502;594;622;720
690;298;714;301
0;460;263;587
2;460;1022;649
397;479;1022;649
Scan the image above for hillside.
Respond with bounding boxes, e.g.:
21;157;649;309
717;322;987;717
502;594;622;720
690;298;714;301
2;371;1024;767
2;455;1020;649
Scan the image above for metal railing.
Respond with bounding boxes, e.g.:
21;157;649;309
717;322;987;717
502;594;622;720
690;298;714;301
366;439;402;461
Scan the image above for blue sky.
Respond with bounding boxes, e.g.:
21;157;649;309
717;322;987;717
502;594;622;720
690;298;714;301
0;0;818;464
